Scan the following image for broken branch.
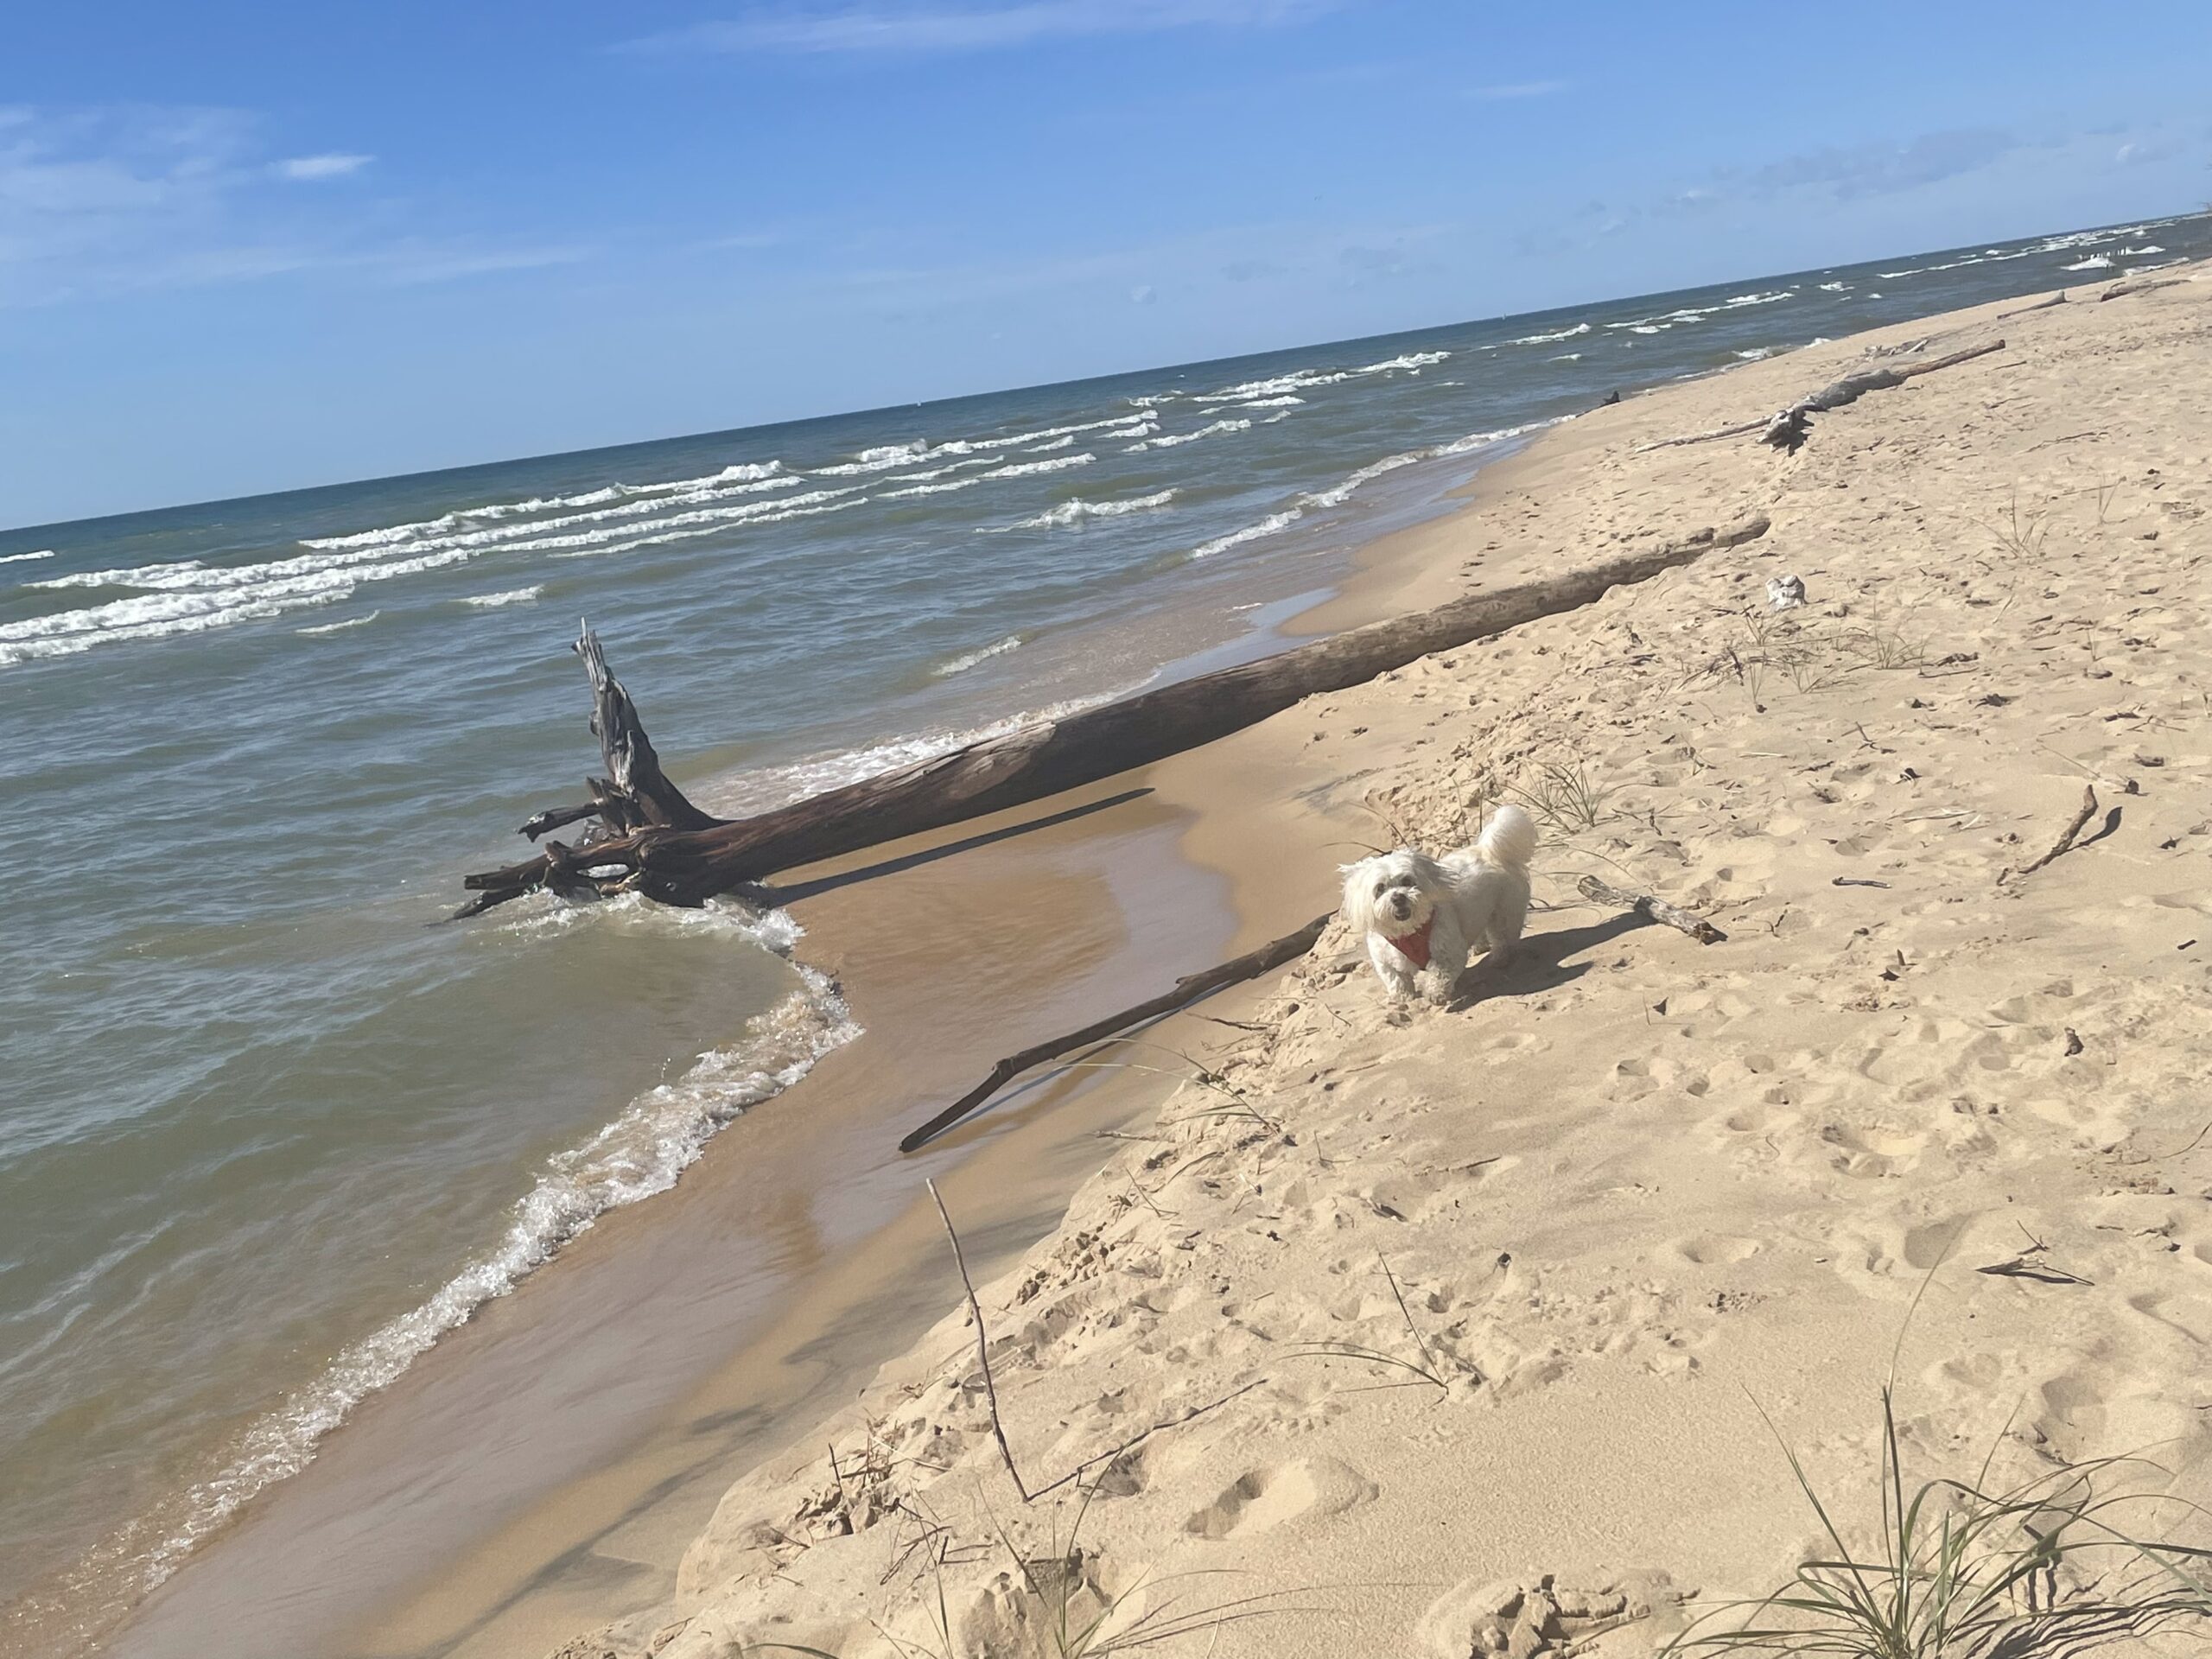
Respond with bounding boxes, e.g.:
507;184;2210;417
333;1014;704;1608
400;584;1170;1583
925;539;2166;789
1575;874;1726;944
1637;340;2005;456
927;1179;1031;1502
2003;785;2099;882
1762;339;2007;454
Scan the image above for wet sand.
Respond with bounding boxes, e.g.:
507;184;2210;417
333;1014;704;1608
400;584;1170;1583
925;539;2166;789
106;782;1228;1659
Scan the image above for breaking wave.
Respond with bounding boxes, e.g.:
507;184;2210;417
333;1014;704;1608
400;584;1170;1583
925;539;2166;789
995;489;1179;531
117;901;855;1599
931;634;1023;676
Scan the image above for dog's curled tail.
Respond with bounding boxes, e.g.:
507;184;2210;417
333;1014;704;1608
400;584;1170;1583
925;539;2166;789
1477;803;1538;872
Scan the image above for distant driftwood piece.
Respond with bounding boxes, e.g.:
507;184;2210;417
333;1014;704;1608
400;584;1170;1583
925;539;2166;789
1576;875;1726;944
456;518;1770;917
1759;339;2007;454
899;912;1332;1153
2101;276;2185;302
1635;339;2005;456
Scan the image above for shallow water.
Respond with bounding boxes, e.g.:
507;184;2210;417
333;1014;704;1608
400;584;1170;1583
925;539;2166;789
2;209;2205;1636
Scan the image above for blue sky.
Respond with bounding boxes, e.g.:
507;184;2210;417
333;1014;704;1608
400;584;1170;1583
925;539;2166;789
5;0;2209;529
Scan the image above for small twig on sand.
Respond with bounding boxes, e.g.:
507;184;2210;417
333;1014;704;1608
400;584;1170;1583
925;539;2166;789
926;1179;1264;1505
2002;785;2099;882
927;1179;1032;1502
1976;1241;2095;1287
1576;874;1726;944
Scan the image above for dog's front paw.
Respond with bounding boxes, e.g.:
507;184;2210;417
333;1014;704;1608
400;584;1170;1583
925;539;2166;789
1414;970;1455;1007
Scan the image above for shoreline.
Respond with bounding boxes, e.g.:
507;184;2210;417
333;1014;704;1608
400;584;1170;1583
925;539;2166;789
83;253;2212;1658
93;441;1509;1658
543;257;2212;1658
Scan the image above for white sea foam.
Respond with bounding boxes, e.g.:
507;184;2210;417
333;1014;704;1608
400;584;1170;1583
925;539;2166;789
1733;346;1776;360
883;460;992;483
300;463;791;550
1124;418;1250;451
2;490;864;663
1186;418;1560;559
1550;353;1583;361
295;611;380;636
1507;321;1590;346
881;477;985;499
1605;290;1796;335
2062;255;2113;271
856;411;1152;471
1191;510;1303;559
1025;435;1076;453
1361;350;1451;372
1192;348;1451;404
458;586;544;607
995;489;1179;531
1819;281;1852;292
931;634;1022;676
133;903;855;1596
977;453;1094;480
543;494;869;560
2117;245;2166;256
815;442;932;476
0;549;54;565
1234;396;1304;409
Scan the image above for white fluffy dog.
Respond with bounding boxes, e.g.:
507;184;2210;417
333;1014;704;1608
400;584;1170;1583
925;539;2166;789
1339;805;1538;1005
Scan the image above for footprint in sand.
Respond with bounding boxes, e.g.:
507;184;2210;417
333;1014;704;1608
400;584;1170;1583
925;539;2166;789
1666;1234;1763;1267
1182;1456;1376;1540
1903;1217;1967;1270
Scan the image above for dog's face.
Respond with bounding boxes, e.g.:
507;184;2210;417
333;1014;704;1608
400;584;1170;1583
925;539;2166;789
1340;851;1440;938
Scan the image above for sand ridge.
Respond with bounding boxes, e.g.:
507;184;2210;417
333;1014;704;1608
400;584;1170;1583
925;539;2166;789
559;264;2212;1659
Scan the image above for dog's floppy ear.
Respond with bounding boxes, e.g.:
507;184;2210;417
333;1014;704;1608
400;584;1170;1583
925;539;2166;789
1338;858;1379;931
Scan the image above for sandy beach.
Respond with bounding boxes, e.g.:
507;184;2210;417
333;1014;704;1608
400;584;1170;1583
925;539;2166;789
502;261;2212;1659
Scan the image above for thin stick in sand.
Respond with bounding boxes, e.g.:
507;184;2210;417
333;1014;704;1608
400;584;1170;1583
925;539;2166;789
927;1178;1033;1502
2001;785;2099;882
1575;874;1726;944
925;1179;1263;1504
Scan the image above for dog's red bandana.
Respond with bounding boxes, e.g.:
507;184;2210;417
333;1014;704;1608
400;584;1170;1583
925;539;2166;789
1383;919;1433;969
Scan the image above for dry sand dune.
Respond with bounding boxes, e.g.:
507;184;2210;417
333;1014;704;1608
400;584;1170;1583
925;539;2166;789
558;264;2212;1659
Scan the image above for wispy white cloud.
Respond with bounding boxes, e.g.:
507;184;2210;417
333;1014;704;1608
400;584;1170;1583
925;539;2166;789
632;0;1338;55
0;107;584;308
274;152;373;181
1468;79;1567;101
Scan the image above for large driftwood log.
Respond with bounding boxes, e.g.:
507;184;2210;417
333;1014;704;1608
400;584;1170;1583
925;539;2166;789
457;517;1770;917
899;912;1333;1152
